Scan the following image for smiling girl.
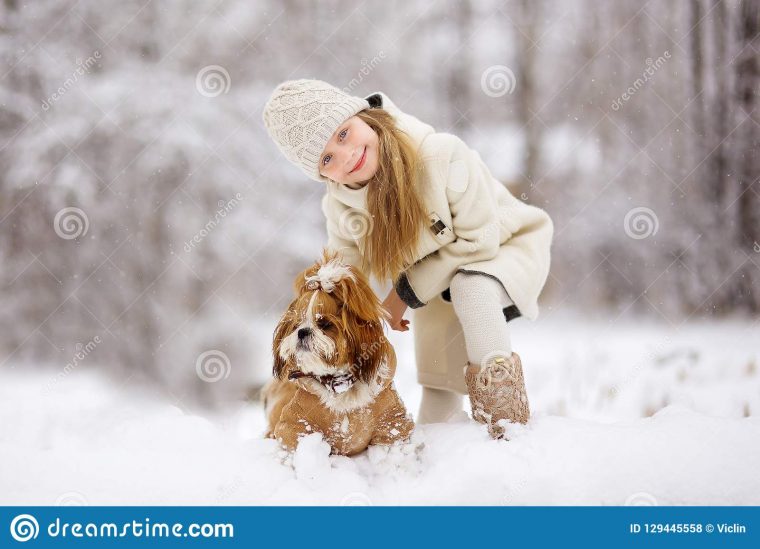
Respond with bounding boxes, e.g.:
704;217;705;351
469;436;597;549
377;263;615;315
263;79;553;439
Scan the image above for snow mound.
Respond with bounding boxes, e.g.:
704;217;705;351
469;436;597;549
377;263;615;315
1;366;758;505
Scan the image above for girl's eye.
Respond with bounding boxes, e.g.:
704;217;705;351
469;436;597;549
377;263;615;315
322;128;347;166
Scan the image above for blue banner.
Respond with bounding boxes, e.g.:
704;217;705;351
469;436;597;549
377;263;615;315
1;506;758;548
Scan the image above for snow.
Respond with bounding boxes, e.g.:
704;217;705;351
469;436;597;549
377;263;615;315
1;312;759;505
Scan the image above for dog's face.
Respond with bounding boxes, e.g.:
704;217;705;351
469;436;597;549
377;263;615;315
272;252;391;398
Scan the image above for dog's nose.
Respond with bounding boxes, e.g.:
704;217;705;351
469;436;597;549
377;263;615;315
297;327;312;340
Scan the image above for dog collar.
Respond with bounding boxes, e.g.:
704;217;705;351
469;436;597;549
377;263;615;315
288;370;357;394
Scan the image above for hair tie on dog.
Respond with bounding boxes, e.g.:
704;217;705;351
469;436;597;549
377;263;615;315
305;276;322;291
304;259;354;293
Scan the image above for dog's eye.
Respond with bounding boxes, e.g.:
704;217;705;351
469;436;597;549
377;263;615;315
316;318;333;330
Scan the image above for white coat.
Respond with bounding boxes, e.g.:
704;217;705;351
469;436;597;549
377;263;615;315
320;91;553;393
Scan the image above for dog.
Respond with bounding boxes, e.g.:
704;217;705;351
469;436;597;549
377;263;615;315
262;251;414;456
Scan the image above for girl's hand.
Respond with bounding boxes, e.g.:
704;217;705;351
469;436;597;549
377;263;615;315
382;288;410;332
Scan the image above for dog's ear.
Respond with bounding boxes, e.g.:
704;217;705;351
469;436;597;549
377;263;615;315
335;265;384;323
348;316;391;384
333;268;391;383
272;298;298;380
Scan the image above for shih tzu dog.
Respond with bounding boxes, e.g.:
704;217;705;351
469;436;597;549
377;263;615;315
262;251;414;456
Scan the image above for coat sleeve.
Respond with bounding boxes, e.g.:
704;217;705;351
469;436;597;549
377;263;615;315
394;138;502;308
321;192;363;269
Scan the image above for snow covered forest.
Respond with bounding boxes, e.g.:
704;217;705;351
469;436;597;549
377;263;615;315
1;0;758;505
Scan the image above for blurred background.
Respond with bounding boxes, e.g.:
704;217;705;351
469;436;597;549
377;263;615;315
0;0;758;415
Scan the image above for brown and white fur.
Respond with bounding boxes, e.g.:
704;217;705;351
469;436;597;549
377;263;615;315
262;251;414;456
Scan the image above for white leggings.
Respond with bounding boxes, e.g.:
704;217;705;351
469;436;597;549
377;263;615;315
417;271;515;424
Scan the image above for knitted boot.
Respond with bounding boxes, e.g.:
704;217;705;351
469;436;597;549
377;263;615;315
464;352;530;439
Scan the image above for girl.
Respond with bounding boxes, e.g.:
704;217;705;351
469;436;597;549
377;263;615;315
263;79;553;439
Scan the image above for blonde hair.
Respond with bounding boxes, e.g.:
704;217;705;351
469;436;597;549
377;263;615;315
353;108;428;282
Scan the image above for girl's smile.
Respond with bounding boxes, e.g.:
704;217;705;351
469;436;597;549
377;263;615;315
349;146;367;174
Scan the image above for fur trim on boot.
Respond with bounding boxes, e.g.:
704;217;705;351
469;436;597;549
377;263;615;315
464;352;530;439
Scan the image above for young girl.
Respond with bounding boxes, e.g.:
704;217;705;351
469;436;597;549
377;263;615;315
263;79;553;439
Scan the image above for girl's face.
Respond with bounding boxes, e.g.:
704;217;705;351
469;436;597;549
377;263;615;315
319;115;379;186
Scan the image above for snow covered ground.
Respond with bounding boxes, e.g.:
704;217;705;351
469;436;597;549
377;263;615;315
2;311;759;505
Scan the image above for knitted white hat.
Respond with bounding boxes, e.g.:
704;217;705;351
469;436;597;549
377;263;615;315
262;79;371;183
